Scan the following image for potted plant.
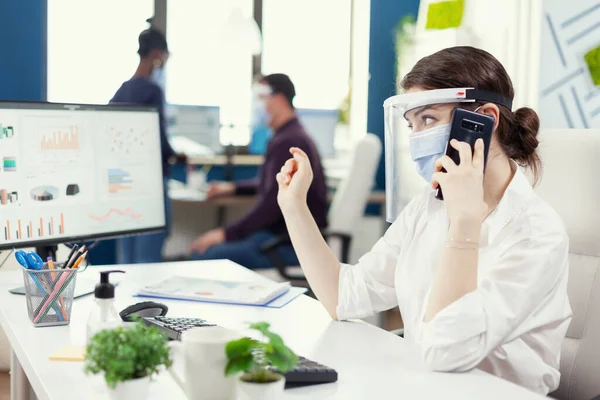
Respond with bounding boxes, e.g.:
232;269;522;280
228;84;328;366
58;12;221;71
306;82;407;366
225;322;298;399
84;321;172;400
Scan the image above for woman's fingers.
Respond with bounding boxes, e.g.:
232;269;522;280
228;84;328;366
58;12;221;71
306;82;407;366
431;171;446;190
276;172;285;186
290;147;312;171
434;155;457;173
290;146;308;158
450;139;473;166
472;139;485;170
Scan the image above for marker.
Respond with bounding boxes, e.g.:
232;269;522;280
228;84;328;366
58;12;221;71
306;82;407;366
66;245;86;269
63;245;78;269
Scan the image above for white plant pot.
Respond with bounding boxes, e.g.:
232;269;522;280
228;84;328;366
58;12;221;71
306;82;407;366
108;376;150;400
237;376;285;400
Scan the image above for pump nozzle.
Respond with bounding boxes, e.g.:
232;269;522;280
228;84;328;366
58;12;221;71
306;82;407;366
95;270;125;299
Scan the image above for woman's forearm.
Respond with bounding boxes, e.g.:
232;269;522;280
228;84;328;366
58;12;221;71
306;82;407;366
423;220;481;322
282;204;341;319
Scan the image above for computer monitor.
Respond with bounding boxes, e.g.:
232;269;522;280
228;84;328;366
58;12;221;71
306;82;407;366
0;101;166;251
166;104;221;153
296;109;338;157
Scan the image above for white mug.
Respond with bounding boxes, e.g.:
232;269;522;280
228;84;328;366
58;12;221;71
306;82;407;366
169;326;241;400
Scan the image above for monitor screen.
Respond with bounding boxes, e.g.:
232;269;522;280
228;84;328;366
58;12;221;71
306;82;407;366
0;102;166;250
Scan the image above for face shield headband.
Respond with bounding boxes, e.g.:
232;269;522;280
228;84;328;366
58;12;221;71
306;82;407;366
382;88;512;222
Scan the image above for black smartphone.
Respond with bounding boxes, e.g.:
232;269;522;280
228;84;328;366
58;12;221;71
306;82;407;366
435;108;494;200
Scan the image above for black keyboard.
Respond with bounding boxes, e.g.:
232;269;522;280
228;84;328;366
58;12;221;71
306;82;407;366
142;316;338;387
277;356;338;387
143;316;216;340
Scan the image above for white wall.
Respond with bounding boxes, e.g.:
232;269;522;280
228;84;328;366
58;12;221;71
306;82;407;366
539;0;600;129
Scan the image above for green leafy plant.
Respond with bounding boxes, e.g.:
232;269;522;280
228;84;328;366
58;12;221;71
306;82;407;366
338;85;352;125
224;322;298;383
84;321;172;389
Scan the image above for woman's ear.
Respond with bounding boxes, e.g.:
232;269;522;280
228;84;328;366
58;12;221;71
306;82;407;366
479;103;500;131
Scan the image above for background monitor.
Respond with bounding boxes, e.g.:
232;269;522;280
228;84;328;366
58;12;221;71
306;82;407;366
166;104;221;154
0;101;166;250
296;108;338;158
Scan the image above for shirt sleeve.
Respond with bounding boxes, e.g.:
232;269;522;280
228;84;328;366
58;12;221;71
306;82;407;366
336;194;423;320
417;219;569;372
224;144;289;241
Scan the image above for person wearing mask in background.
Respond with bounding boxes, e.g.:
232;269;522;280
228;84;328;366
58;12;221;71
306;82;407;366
276;47;571;395
188;73;328;270
110;23;185;264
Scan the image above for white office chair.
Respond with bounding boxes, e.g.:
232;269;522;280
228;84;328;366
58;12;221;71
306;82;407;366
260;133;382;283
534;129;600;400
326;133;383;260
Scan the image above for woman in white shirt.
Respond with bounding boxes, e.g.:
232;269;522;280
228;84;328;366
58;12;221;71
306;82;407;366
275;46;571;396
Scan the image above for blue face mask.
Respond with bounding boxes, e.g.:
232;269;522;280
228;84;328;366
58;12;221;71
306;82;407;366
249;100;272;155
150;67;166;91
409;123;451;182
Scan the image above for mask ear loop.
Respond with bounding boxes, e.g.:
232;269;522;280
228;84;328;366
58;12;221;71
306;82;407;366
472;104;497;123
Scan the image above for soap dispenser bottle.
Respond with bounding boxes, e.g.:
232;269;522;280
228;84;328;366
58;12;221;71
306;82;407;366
86;270;125;343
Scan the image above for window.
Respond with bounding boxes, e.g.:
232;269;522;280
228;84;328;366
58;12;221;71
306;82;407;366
261;0;352;110
47;0;154;104
166;0;254;145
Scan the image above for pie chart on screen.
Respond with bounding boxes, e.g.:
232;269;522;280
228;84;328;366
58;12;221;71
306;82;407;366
30;186;59;201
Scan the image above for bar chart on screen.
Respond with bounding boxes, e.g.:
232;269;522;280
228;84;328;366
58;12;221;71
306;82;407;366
108;168;133;194
39;126;80;151
2;213;66;242
2;157;17;172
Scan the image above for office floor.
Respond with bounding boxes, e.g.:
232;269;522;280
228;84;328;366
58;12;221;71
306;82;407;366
0;372;9;400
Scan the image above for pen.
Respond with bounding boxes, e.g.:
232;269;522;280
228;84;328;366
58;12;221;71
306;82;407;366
63;245;78;269
47;257;68;320
25;269;65;322
71;251;88;269
68;246;86;269
66;245;85;269
34;250;87;323
47;257;56;280
33;269;76;323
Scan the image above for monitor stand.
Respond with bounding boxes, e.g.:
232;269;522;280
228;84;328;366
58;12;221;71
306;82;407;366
35;245;58;262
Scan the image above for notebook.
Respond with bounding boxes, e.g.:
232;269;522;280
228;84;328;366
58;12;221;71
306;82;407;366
137;276;293;306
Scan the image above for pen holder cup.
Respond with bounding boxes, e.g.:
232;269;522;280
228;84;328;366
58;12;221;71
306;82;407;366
22;263;78;327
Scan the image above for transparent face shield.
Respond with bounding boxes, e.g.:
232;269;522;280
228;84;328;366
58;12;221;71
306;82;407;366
383;88;512;223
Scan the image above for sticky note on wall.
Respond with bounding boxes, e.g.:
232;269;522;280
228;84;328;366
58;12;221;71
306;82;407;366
425;0;465;30
584;45;600;86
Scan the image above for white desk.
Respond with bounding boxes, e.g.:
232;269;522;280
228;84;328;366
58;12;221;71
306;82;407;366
0;261;547;400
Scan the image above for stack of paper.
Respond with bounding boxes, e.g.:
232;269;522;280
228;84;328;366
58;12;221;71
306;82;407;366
138;276;294;306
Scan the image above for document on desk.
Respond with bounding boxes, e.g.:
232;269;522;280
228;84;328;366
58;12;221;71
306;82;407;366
136;276;306;307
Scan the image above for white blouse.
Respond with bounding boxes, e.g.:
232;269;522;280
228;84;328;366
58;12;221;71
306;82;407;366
337;167;572;395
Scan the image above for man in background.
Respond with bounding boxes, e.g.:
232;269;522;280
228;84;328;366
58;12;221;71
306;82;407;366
110;23;185;264
189;74;328;269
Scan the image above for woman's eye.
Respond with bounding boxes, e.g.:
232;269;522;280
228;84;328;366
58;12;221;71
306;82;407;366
423;116;436;126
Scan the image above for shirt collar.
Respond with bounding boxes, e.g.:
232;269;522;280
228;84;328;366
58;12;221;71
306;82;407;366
275;116;299;134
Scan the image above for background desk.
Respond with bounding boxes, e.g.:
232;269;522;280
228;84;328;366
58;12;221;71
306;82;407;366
0;261;547;400
164;187;386;261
